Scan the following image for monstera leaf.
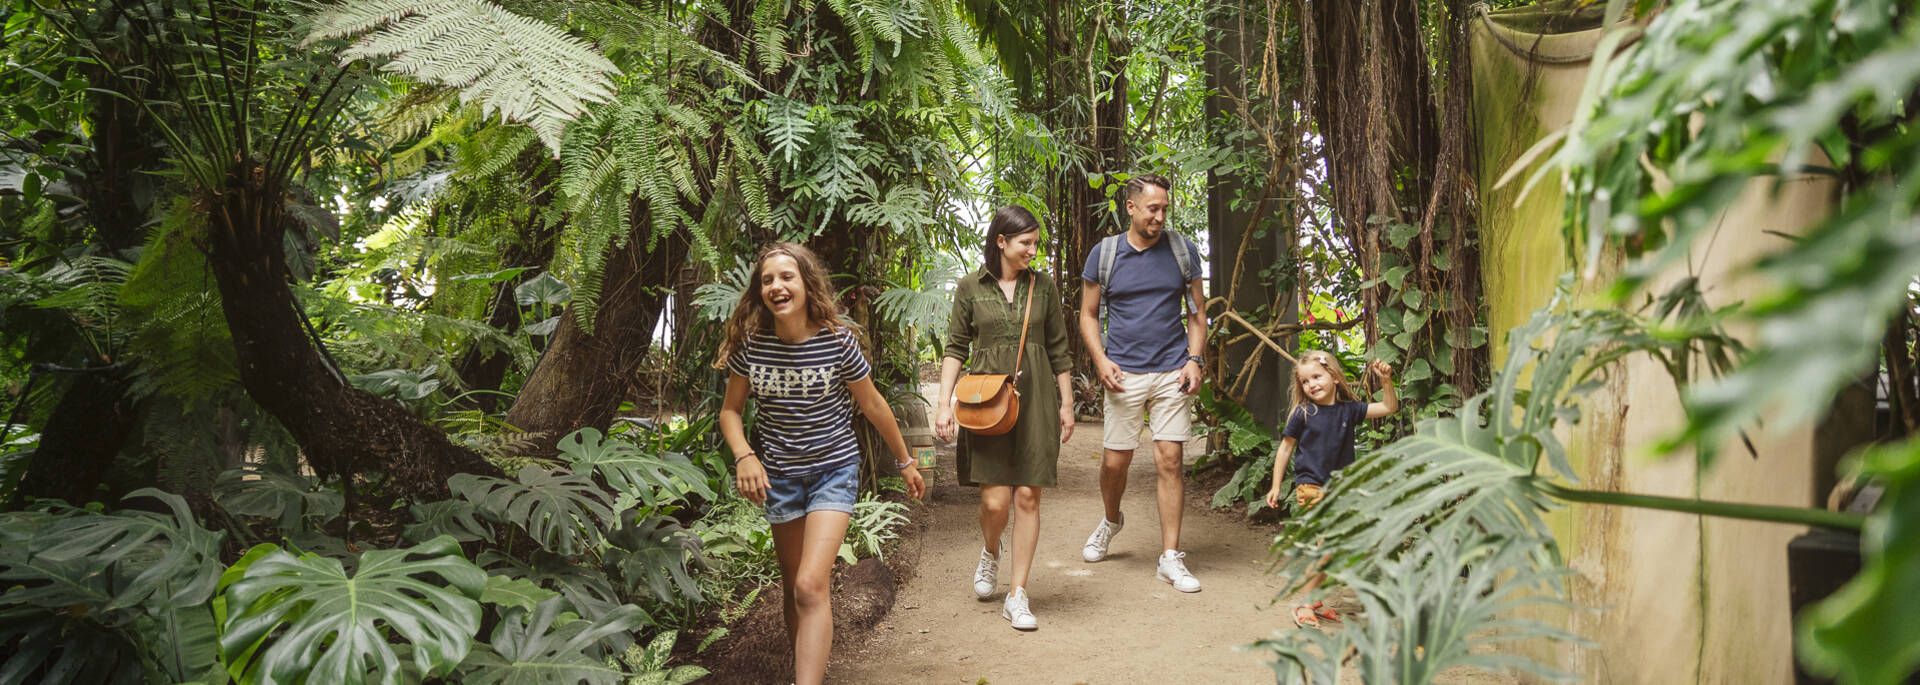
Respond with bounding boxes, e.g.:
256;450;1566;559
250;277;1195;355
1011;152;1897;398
557;428;716;507
606;515;705;603
452;465;618;555
0;492;225;685
218;536;486;684
459;597;649;685
214;466;344;532
404;499;494;544
0;607;144;685
11;489;224;612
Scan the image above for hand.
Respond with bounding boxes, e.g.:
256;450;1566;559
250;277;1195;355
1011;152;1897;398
897;462;927;500
934;405;956;443
735;456;769;505
1059;405;1076;443
1369;360;1394;382
1094;357;1125;392
1179;360;1204;396
1265;484;1283;510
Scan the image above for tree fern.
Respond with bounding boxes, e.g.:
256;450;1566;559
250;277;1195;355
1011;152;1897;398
304;0;620;153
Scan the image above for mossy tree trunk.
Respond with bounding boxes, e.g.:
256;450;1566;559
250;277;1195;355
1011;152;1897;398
200;163;497;501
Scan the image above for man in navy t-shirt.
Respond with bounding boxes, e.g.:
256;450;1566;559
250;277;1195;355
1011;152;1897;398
1075;173;1209;594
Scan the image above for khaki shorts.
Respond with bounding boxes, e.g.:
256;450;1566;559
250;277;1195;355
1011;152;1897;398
1101;369;1193;451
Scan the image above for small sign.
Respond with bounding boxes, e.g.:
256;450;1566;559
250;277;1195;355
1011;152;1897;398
913;445;937;470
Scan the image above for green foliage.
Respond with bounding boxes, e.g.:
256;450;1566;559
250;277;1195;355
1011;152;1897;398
119;201;239;402
218;536;487;684
1195;385;1284;514
459;597;647;685
1271;290;1612;590
693;494;779;587
1797;438;1920;684
606;515;706;604
1254;532;1583;684
304;0;620;153
840;493;911;563
559;427;716;508
9;489;225;611
612;630;709;685
452;465;619;556
480;573;560;613
1515;0;1920;456
213;466;345;534
0;490;227;685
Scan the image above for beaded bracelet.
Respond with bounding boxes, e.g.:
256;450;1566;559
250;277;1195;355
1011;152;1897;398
733;451;757;464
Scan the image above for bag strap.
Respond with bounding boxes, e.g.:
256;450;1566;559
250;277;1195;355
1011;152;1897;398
1011;271;1035;379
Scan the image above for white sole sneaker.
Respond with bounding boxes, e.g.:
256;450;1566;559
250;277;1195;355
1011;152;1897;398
1081;516;1123;563
1002;591;1038;631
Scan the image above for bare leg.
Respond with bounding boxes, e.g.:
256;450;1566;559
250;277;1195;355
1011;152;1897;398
1009;486;1042;589
774;510;852;685
1152;440;1185;552
771;519;806;648
979;485;1011;557
1099;447;1134;523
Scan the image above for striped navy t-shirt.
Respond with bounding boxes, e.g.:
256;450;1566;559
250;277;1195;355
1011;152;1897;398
726;327;872;477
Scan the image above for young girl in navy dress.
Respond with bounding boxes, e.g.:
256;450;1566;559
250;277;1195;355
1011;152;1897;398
716;242;927;685
1263;349;1396;627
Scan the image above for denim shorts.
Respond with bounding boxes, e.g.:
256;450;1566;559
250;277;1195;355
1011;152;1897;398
764;461;860;525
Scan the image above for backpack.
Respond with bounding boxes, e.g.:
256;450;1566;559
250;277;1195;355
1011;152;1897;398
1094;230;1202;307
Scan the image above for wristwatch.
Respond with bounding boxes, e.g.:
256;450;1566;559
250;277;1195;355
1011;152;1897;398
1186;355;1205;366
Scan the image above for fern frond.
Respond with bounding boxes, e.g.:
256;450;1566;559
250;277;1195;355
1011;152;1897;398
305;0;620;153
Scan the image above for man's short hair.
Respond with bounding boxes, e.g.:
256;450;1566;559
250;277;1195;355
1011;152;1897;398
1126;173;1171;201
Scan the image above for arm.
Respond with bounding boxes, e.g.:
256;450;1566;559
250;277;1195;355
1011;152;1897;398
1056;370;1075;442
933;357;962;442
848;377;927;500
1364;361;1398;418
1079;281;1123;391
936;284;972;443
718;373;767;504
1043;275;1075;442
1178;276;1208;395
1264;436;1299;509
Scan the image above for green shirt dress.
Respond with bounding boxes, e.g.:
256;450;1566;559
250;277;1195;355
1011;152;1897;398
944;268;1073;487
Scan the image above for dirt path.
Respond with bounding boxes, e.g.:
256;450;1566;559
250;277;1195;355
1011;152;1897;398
828;420;1297;683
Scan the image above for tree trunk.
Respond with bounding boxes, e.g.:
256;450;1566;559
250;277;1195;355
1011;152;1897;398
200;165;496;501
453;158;563;412
1046;0;1130;407
14;365;137;505
504;227;684;455
1205;0;1298;427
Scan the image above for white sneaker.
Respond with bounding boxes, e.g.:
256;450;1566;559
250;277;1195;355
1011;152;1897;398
1081;515;1123;562
1156;551;1202;593
1002;587;1038;630
972;548;998;599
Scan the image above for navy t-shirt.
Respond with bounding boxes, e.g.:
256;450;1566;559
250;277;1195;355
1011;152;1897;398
1082;236;1192;373
726;327;872;477
1282;401;1368;487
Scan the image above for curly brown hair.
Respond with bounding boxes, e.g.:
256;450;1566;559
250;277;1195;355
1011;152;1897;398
713;241;844;369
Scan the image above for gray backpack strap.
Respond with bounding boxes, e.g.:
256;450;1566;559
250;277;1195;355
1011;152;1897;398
1096;233;1123;300
1167;231;1197;284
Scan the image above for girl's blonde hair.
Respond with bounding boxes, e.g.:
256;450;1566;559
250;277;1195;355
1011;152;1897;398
1289;350;1359;417
713;241;844;369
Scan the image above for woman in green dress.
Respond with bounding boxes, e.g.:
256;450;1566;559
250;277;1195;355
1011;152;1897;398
933;205;1074;631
